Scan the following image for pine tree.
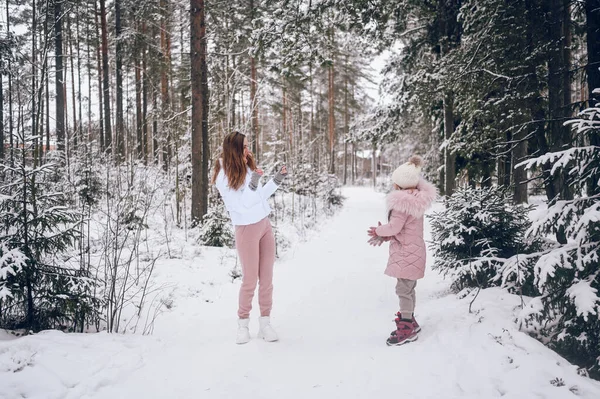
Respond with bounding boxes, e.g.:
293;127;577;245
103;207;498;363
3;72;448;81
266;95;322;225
199;191;234;248
0;159;94;331
430;186;541;294
518;96;600;379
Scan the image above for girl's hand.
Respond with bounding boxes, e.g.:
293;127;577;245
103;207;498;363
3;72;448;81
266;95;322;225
367;222;382;237
367;236;383;246
280;165;288;175
255;168;264;176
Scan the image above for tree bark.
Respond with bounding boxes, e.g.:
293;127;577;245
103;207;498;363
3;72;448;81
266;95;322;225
191;0;209;223
31;0;37;161
562;0;571;116
135;21;143;160
443;92;455;196
328;52;335;174
115;0;125;162
55;0;65;153
142;22;149;164
94;0;104;150
587;0;600;107
586;0;600;196
250;53;259;160
546;0;572;203
160;0;172;170
68;15;78;149
100;0;112;153
0;63;3;161
343;56;349;185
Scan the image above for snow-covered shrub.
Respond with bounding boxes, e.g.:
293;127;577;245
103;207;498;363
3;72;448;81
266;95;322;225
319;174;345;214
95;164;165;333
431;186;541;294
518;96;600;379
200;190;234;248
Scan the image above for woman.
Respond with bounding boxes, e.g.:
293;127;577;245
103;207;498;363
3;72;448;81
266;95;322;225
212;131;288;344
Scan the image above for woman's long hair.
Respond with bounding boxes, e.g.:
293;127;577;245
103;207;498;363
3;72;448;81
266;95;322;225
211;132;257;190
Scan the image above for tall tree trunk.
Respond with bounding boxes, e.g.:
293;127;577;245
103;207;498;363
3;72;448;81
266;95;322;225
94;0;104;150
45;47;49;157
86;3;92;146
546;0;571;202
115;0;125;162
161;0;172;170
371;142;376;188
343;56;349;185
443;93;455;196
0;65;3;161
328;44;335;174
282;80;288;155
586;0;600;197
563;0;572;115
55;0;65;153
309;61;316;166
351;142;356;184
6;0;13;165
135;21;143;160
76;8;83;147
100;0;112;153
513;129;528;203
541;0;572;243
31;0;37;162
68;15;78;150
231;55;236;128
142;21;149;164
153;80;159;164
587;0;600;106
526;0;548;197
35;12;49;165
250;17;259;160
191;0;209;222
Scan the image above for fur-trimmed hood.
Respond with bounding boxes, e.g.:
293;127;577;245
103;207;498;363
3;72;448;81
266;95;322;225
386;179;437;218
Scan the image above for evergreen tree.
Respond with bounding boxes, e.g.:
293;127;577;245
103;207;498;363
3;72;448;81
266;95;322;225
430;186;541;294
518;96;600;379
199;191;234;248
0;158;96;331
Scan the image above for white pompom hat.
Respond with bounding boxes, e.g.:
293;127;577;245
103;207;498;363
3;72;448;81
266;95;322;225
392;155;423;189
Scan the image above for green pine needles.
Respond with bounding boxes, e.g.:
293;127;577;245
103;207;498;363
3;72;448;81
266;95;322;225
0;161;97;332
430;186;542;295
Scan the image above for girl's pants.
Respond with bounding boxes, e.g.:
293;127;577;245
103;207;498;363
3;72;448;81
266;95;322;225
396;278;417;318
235;217;276;319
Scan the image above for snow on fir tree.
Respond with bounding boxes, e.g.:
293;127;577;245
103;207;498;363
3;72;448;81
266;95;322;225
0;160;96;332
430;186;542;295
200;191;234;248
517;93;600;379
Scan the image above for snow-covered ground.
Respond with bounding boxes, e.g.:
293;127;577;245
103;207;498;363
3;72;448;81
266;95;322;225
1;187;600;399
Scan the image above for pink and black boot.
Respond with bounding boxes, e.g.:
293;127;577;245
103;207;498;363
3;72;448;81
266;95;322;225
389;312;421;335
387;320;418;346
387;312;420;346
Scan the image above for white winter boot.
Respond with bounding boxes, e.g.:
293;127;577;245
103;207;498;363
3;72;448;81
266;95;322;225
236;318;251;344
258;316;279;342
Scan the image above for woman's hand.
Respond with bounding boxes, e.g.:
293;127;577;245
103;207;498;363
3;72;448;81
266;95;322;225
274;165;288;185
255;168;264;176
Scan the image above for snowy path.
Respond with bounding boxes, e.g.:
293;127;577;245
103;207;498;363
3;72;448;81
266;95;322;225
2;187;600;399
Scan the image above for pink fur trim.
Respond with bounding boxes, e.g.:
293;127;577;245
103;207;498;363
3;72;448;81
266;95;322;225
385;179;437;218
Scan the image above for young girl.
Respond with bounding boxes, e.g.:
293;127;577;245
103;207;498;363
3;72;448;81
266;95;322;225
212;132;288;344
367;155;436;346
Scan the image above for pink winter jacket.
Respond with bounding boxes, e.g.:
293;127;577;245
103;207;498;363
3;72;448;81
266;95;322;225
375;179;437;280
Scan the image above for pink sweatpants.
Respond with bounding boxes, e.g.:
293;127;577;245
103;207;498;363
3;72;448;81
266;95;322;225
235;217;276;319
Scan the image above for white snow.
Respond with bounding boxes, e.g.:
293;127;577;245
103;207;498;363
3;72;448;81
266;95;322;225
1;187;600;399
